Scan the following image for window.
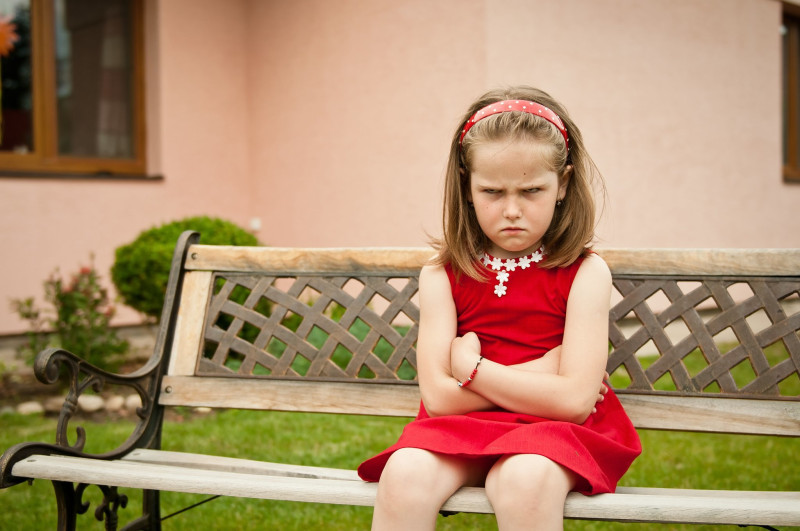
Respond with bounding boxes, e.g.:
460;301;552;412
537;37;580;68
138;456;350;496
0;0;144;176
784;6;800;182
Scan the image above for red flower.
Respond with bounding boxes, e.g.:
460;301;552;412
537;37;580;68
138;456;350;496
0;16;19;57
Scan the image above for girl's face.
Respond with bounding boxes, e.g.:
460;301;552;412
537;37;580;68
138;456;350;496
468;138;568;259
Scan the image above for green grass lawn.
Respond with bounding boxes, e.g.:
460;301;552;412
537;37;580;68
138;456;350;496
1;406;798;530
2;339;798;529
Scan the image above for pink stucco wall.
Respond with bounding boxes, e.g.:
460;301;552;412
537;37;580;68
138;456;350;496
247;0;485;249
0;0;798;335
248;0;797;251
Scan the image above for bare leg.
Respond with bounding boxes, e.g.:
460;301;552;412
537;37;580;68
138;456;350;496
485;454;577;531
372;448;492;531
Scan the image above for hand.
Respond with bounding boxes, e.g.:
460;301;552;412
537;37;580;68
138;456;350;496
591;371;610;414
450;332;482;382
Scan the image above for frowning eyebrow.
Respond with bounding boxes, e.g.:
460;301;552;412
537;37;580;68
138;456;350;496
471;175;553;189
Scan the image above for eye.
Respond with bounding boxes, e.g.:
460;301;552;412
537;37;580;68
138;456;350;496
524;188;541;194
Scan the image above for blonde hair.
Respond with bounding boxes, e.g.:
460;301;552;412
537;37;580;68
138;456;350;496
432;86;605;280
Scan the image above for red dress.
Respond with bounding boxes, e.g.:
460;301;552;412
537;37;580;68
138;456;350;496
357;254;641;494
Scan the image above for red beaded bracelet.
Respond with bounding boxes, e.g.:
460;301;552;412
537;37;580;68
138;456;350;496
457;356;483;388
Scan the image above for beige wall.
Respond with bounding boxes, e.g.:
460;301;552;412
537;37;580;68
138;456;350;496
0;0;797;335
249;0;797;251
247;0;485;249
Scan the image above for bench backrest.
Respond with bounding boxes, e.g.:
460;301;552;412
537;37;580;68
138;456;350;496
159;233;800;437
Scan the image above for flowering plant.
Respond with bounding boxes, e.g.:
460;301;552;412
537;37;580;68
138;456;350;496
11;258;129;372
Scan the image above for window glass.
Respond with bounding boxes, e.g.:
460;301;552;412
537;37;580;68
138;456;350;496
0;0;32;154
55;0;133;158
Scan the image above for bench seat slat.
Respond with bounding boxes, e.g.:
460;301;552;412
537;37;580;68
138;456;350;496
122;449;360;481
13;454;380;508
159;376;800;436
123;450;798;502
12;454;800;526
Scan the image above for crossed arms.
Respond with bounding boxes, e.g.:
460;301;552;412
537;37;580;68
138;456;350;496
416;254;611;424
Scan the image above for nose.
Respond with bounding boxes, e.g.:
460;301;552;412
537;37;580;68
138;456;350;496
503;197;522;220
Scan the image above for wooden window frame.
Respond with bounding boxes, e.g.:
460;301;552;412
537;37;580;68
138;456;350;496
784;4;800;182
0;0;146;177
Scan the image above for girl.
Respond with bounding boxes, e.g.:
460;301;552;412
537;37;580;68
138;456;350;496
358;86;641;530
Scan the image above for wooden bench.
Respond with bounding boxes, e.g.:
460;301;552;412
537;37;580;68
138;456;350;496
2;231;799;530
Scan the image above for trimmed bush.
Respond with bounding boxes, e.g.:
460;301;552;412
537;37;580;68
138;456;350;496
112;216;259;321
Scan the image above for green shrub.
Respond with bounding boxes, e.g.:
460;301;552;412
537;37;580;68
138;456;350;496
112;216;259;321
11;259;129;371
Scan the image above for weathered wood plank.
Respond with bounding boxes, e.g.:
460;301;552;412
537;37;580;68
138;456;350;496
158;376;800;436
159;376;421;417
14;455;381;507
184;245;800;277
185;246;436;274
599;248;800;276
121;450;799;504
616;393;800;436
12;455;800;525
167;271;213;376
122;449;360;481
560;488;800;526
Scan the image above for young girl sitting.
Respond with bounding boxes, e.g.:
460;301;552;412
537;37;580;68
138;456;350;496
358;86;641;530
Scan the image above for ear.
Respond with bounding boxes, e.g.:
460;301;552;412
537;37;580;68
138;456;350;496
558;164;573;201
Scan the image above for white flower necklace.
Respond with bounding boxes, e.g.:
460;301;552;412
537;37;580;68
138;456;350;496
481;247;544;297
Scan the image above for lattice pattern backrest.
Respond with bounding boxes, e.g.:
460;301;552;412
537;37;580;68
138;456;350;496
196;267;800;398
608;275;800;398
198;272;420;382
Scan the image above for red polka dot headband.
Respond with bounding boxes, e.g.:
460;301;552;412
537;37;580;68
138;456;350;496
459;99;569;151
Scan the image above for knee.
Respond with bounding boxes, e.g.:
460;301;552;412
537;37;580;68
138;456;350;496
376;449;446;509
485;454;574;514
